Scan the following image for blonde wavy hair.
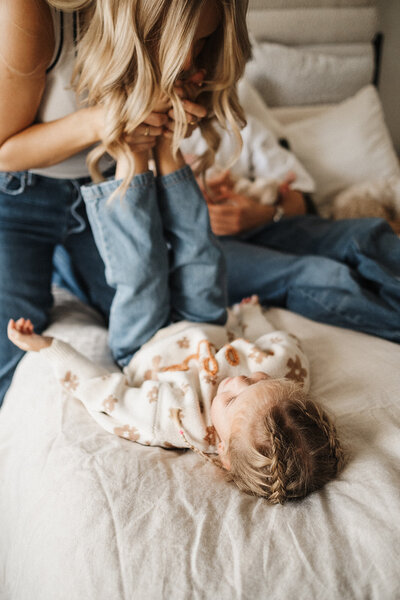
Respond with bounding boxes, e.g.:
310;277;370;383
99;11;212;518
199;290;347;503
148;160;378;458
223;379;345;504
46;0;251;195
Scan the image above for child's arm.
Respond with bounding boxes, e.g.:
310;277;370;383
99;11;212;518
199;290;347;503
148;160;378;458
7;319;160;445
7;318;53;352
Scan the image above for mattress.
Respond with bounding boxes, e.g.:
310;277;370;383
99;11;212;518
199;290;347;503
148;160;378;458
1;290;399;600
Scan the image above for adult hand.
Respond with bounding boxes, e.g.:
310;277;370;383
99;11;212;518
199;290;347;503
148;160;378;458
91;96;171;154
164;98;207;139
279;188;307;217
123;117;166;152
124;108;170;153
164;70;208;139
207;194;275;236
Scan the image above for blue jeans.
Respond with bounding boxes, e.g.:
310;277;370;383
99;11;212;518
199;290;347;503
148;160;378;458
0;170;115;407
81;165;227;366
220;215;400;342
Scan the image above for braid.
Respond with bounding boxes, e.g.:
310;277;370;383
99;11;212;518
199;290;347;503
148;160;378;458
224;379;344;502
266;420;287;505
302;401;344;472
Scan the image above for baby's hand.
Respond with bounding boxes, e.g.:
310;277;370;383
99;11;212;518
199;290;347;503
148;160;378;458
7;318;53;352
240;295;259;306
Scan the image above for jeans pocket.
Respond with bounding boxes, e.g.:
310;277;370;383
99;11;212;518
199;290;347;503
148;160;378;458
0;171;29;196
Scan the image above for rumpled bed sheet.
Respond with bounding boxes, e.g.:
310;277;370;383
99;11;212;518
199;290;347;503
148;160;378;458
1;290;399;600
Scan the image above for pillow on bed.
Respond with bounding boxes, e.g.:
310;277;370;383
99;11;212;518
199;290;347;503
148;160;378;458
245;39;374;107
283;85;400;215
237;78;284;139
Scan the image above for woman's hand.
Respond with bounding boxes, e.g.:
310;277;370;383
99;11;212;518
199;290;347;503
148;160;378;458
207;194;275;236
91;99;171;155
123;94;171;151
164;71;207;139
123;117;167;153
164;99;207;139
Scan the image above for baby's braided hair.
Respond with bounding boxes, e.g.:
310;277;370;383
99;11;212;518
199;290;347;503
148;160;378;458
171;380;343;504
224;378;344;504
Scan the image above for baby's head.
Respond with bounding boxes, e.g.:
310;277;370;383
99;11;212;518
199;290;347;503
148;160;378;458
210;373;344;504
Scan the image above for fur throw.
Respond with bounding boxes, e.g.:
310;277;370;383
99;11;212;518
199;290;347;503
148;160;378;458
332;177;400;222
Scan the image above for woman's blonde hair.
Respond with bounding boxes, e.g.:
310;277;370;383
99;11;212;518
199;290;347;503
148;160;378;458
46;0;251;196
224;379;344;504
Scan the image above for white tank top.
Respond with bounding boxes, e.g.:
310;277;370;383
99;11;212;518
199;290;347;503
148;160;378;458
31;7;114;179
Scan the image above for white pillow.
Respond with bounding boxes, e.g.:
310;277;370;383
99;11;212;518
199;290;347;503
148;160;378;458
237;78;284;139
245;39;374;107
284;85;400;215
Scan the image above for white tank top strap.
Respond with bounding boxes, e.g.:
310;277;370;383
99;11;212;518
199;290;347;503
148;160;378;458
31;8;114;180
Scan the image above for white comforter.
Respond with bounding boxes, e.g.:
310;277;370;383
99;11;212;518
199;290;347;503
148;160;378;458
1;290;400;600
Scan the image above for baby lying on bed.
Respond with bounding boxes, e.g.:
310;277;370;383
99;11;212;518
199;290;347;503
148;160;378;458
8;135;343;504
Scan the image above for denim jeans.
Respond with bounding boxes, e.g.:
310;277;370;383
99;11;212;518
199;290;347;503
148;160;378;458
0;170;115;407
220;215;400;342
81;165;227;366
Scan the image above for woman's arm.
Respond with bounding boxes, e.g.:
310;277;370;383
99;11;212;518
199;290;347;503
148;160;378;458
0;0;166;172
0;0;103;171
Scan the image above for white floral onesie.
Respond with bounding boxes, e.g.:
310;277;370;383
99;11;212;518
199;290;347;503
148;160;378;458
40;303;310;453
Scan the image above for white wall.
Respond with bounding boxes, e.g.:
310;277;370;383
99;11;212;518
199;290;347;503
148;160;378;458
377;0;400;154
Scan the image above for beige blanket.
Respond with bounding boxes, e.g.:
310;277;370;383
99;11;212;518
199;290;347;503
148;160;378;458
1;290;399;600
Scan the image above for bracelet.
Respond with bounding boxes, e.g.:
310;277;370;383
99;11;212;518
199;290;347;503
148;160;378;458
272;204;285;223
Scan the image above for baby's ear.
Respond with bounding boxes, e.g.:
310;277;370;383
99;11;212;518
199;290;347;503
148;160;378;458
218;441;231;470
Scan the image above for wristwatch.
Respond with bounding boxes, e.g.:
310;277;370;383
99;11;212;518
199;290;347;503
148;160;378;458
272;203;285;223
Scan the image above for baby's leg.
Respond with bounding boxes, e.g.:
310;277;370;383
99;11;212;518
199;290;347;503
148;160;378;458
155;138;227;325
81;158;170;367
7;318;52;352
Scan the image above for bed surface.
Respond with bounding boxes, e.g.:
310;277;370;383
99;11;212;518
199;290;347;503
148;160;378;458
1;290;399;600
2;1;400;598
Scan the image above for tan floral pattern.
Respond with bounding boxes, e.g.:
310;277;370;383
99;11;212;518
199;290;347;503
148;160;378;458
227;330;236;343
60;371;78;391
203;374;218;386
169;407;183;423
102;395;118;413
146;386;159;404
144;356;162;380
285;355;308;385
114;425;140;442
249;347;274;364
270;336;283;344
177;336;190;349
203;426;217;446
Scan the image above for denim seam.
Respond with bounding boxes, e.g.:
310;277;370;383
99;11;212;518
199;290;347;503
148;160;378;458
67;180;86;235
294;286;369;326
88;200;116;284
82;171;155;201
156;165;194;190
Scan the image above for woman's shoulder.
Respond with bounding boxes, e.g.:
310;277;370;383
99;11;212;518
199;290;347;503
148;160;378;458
0;0;55;75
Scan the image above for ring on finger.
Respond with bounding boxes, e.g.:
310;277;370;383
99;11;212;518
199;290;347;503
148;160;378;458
189;119;197;126
144;126;150;136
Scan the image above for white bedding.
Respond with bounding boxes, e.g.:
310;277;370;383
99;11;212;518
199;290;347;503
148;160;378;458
1;290;400;600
